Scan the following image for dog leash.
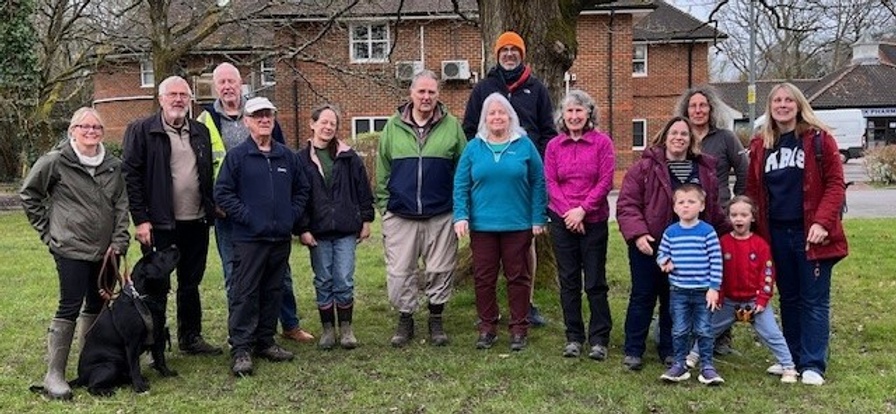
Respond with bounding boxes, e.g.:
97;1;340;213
97;247;129;302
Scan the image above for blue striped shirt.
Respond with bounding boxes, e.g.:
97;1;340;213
656;220;722;290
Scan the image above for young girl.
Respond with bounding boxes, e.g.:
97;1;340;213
686;195;798;383
297;104;375;350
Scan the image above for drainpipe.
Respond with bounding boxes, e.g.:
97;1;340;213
687;41;694;88
608;10;615;138
292;31;299;148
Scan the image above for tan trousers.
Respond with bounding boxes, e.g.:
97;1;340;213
382;212;457;314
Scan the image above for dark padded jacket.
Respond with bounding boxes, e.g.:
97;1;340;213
122;112;214;229
297;140;375;239
462;65;557;156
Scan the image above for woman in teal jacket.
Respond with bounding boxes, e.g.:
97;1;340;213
453;92;547;352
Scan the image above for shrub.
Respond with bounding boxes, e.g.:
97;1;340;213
104;141;123;158
863;145;896;185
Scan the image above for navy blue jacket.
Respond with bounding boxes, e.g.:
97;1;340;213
297;142;375;239
462;65;557;156
214;137;309;242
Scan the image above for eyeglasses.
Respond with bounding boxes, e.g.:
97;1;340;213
498;46;521;55
248;111;275;119
75;124;104;132
164;92;191;100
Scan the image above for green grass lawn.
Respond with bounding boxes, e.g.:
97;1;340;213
1;211;894;413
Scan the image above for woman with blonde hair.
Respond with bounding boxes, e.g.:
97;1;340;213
746;83;847;386
21;107;130;399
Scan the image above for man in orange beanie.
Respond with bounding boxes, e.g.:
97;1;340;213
462;30;557;328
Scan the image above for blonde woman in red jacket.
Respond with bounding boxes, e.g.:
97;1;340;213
746;83;848;386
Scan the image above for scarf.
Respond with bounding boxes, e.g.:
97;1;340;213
498;64;531;93
70;138;105;169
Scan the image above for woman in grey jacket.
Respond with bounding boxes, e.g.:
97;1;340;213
20;107;130;399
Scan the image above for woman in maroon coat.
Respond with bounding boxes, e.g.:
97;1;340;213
746;83;847;386
616;116;727;371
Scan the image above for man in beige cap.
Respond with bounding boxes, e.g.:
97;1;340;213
462;31;557;327
214;97;310;376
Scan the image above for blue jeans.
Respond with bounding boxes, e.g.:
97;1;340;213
691;300;794;369
623;245;672;360
770;224;833;375
309;235;357;307
216;218;302;331
670;287;713;369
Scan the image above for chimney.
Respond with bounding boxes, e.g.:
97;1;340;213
851;34;880;65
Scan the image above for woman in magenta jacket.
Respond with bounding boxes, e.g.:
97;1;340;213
746;83;848;386
544;90;615;360
616;116;728;371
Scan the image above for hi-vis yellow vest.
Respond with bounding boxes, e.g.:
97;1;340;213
198;111;227;180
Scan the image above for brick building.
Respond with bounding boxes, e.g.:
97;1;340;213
91;0;722;174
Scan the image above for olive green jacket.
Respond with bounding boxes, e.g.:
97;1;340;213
20;140;130;261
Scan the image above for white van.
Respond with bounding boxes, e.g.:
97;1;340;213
754;109;866;163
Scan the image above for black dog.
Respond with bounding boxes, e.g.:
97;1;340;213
71;246;180;396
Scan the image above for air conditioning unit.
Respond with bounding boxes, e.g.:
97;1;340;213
395;61;424;81
441;60;471;81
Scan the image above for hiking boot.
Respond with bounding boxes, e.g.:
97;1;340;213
685;351;700;369
563;342;582;358
623;355;643;371
698;366;724;385
339;322;358;350
781;368;799;384
180;336;223;355
255;344;294;362
801;369;825;386
660;363;691;383
475;332;497;349
509;334;527;352
390;313;414;348
281;327;315;343
231;351;253;376
428;315;449;346
588;344;608;361
527;304;547;327
319;323;337;350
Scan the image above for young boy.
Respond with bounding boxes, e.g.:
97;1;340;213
656;184;723;385
686;195;799;383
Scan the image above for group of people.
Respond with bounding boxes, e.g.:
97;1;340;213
20;29;847;396
617;83;848;386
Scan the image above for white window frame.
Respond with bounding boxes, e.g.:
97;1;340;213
632;119;647;150
352;116;389;138
260;58;276;86
349;23;390;63
633;44;647;77
140;60;155;88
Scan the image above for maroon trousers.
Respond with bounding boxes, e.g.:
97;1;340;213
470;230;533;336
